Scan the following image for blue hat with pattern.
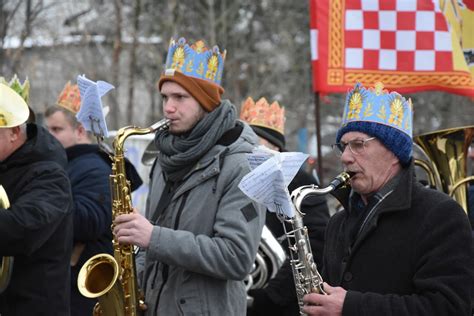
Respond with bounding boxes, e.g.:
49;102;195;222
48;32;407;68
163;37;226;86
336;82;413;166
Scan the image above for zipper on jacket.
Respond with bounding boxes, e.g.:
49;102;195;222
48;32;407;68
212;148;229;194
153;191;190;314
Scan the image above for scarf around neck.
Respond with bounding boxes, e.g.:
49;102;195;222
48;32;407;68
154;100;237;182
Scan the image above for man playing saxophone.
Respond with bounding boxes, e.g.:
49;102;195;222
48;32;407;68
302;82;473;316
113;37;266;315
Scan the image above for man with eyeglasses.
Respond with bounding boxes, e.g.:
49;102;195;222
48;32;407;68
302;82;473;316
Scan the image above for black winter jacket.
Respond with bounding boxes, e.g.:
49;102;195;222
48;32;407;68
0;124;73;315
325;164;473;316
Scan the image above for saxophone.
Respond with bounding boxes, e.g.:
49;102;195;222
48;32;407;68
0;185;13;294
77;118;170;316
278;171;352;315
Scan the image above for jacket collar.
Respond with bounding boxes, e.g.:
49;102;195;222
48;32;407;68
332;163;414;215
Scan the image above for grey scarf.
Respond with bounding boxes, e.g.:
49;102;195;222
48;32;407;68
154;100;237;182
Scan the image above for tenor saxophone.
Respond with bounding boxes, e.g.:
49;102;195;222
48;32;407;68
0;185;13;294
278;171;352;315
77;118;170;316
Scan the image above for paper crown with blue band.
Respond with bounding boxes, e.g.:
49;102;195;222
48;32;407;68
163;37;226;86
336;82;414;165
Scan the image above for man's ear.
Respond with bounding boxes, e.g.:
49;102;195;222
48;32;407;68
76;123;91;143
9;126;22;142
76;123;86;136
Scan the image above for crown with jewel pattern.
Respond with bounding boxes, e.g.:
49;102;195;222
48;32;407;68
341;82;413;138
56;81;81;113
240;97;285;135
163;37;226;86
0;74;30;103
337;82;413;165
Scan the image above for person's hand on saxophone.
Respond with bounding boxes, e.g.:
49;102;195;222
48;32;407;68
114;208;154;248
302;283;347;316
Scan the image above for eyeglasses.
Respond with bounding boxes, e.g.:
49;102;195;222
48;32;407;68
332;137;376;156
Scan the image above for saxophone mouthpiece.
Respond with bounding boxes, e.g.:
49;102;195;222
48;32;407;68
329;171;354;190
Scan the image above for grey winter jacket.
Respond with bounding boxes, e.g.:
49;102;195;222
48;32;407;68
138;122;266;316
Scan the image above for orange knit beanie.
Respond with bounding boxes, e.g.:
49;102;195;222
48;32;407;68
158;71;224;112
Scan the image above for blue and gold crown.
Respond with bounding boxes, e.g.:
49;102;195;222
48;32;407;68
163;37;226;86
337;82;414;165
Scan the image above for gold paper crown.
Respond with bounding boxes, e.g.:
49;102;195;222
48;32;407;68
56;81;81;113
0;74;30;103
239;97;285;135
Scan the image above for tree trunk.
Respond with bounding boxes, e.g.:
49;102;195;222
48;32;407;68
110;0;123;129
126;0;141;124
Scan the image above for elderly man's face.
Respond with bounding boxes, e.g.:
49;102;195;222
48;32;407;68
161;81;206;135
340;131;400;198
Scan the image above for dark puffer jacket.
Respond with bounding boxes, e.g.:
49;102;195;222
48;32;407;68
0;124;73;316
325;164;473;316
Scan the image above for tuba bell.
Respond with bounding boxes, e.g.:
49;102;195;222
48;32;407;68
0;185;14;294
414;126;474;213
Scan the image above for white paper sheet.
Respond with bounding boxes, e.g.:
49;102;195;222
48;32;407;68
76;74;114;137
238;150;308;218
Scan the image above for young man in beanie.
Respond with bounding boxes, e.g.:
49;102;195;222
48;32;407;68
240;97;330;316
114;37;265;315
302;82;473;316
0;81;73;315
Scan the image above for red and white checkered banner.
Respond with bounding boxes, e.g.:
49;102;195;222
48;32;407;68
310;0;474;97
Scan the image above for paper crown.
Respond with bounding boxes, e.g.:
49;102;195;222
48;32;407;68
341;82;413;138
0;83;29;128
56;81;81;113
240;97;285;135
0;75;30;104
163;37;226;86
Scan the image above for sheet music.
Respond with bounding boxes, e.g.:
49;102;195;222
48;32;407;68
238;150;308;218
76;74;114;137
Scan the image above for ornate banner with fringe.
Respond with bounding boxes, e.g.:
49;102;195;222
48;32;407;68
309;0;474;97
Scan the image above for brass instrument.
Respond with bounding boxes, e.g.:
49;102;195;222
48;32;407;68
414;126;474;213
246;225;287;307
0;185;13;294
279;172;352;315
78;118;170;316
246;225;286;292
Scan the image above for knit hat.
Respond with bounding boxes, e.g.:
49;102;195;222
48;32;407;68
240;97;286;150
158;37;226;112
336;82;413;166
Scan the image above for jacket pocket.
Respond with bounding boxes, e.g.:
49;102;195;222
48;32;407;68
176;271;205;316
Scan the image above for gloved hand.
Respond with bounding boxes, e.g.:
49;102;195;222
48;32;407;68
247;288;283;316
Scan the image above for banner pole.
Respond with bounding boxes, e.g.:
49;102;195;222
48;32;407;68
314;92;323;184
